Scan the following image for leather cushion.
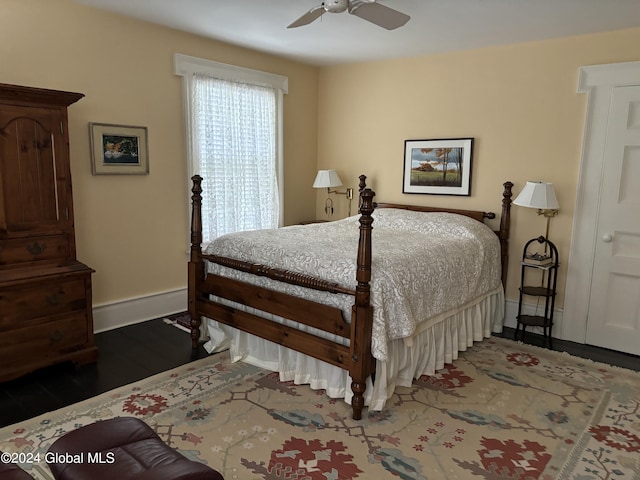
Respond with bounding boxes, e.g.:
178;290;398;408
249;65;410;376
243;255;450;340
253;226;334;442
0;456;34;480
47;417;223;480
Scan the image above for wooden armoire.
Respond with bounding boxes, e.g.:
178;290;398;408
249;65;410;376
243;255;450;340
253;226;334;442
0;83;98;382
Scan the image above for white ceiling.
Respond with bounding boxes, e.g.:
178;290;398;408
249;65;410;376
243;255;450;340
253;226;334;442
73;0;640;66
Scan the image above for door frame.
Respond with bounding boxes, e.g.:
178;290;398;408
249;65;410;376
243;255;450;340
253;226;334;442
564;61;640;344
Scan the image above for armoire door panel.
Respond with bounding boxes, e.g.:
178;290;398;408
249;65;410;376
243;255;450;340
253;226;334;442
0;105;71;235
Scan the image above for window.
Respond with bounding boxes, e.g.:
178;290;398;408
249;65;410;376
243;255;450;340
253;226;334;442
175;54;288;243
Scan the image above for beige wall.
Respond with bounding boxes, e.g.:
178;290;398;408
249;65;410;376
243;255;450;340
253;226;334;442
316;28;640;308
1;0;319;306
4;0;640;325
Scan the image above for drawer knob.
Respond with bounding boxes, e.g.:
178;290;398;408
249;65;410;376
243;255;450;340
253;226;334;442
50;330;64;342
46;292;63;306
26;242;47;256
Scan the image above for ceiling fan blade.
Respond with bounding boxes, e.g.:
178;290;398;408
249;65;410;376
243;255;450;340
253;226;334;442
349;1;410;30
287;5;325;28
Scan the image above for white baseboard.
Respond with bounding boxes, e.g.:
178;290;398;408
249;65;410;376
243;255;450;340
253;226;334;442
92;288;188;333
91;290;567;341
504;298;565;339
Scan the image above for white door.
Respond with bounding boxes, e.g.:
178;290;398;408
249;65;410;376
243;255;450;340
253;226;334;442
584;85;640;354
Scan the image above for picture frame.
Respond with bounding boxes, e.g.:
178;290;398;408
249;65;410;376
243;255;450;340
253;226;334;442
402;138;473;195
89;123;149;175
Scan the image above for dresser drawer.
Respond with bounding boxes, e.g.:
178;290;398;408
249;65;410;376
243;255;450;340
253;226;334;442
0;276;89;330
0;314;90;372
0;235;71;266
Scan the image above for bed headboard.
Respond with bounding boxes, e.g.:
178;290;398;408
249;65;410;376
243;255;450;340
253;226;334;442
358;174;514;286
372;202;492;223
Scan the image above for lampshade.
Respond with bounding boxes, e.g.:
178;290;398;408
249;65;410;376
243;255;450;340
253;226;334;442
312;169;343;189
513;181;559;210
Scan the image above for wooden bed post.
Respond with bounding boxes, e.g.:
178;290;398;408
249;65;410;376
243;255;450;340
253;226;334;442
499;181;513;287
358;175;367;193
189;175;205;352
350;187;376;420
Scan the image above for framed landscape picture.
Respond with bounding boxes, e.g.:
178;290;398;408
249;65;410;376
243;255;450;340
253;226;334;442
402;138;473;195
90;123;149;175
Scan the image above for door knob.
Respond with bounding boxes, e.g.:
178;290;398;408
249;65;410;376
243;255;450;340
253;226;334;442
602;234;613;243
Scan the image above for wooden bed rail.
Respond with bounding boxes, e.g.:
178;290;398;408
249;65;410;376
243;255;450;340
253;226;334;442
201;254;357;296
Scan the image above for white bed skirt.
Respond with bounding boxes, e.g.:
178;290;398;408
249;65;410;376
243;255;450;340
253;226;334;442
203;286;504;411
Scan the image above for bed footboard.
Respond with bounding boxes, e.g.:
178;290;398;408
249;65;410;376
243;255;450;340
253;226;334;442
188;175;376;420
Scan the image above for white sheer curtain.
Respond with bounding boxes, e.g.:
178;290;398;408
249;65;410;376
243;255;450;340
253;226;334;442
191;74;280;243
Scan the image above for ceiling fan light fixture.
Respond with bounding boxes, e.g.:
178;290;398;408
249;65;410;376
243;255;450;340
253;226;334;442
324;0;349;13
287;0;410;30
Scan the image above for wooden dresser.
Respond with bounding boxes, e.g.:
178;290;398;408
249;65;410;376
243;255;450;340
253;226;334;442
0;83;98;382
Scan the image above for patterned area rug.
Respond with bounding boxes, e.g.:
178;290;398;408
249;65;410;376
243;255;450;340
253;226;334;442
1;337;639;479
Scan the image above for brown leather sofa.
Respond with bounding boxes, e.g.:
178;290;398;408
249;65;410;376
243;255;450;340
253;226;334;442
46;417;224;480
0;458;34;480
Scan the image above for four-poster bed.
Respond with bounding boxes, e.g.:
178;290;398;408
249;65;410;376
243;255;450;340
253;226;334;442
188;175;513;420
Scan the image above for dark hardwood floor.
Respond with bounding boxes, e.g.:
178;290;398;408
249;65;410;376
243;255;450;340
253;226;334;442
493;328;639;371
0;318;208;429
1;318;638;429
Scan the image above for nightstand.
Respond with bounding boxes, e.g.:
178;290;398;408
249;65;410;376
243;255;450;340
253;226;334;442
514;236;559;348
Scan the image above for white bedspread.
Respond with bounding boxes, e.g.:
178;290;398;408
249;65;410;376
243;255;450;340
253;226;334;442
203;208;502;361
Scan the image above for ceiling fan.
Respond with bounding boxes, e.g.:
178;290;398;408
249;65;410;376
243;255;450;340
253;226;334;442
287;0;410;30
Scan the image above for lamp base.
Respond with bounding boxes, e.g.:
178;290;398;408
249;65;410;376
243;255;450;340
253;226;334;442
536;209;558;247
